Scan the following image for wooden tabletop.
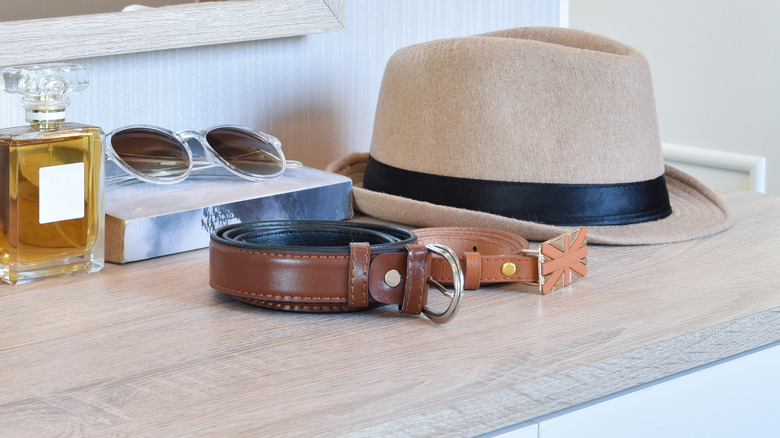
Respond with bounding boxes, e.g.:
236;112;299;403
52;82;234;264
1;189;778;437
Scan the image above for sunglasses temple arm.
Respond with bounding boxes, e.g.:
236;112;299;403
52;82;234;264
104;157;304;185
190;157;219;172
187;157;303;171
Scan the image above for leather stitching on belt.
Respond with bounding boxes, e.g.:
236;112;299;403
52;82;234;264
348;242;370;308
209;220;587;321
210;221;422;315
235;298;351;312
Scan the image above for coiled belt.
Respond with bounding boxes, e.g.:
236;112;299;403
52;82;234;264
209;221;464;323
209;221;587;323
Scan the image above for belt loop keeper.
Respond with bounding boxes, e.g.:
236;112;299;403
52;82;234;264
401;243;431;315
463;251;482;290
348;242;371;308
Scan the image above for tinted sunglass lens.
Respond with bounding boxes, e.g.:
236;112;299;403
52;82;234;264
110;128;190;179
206;128;283;177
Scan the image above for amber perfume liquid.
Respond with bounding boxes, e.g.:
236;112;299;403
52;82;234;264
0;123;104;284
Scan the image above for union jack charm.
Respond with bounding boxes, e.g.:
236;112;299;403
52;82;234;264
524;227;588;294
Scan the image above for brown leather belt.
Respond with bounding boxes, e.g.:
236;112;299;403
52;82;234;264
414;226;588;295
209;221;464;323
209;221;587;323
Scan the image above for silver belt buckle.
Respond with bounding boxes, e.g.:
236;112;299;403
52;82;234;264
423;244;464;323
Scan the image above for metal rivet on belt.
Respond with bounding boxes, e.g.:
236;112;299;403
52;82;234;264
501;262;516;277
384;269;402;287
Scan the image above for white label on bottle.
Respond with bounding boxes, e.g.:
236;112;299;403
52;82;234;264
39;163;85;224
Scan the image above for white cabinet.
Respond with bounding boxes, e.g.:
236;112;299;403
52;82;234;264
486;343;780;438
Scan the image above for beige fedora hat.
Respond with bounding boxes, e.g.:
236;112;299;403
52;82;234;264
327;27;733;245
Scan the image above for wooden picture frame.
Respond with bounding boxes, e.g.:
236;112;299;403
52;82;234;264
0;0;346;66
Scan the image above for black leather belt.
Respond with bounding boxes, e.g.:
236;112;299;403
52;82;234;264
209;220;464;323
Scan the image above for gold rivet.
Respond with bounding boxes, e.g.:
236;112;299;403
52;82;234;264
384;269;402;287
501;262;516;277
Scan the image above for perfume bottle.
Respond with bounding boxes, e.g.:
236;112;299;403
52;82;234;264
0;64;104;284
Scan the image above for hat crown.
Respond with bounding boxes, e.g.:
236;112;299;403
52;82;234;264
370;27;664;184
330;27;732;245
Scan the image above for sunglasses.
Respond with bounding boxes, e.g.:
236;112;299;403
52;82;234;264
104;125;300;184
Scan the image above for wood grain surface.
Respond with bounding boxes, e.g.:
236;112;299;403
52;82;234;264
0;0;346;66
0;189;778;436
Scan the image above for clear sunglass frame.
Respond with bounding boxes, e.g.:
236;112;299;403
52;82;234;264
104;124;292;185
196;125;288;182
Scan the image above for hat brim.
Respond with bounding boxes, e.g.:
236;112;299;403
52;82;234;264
327;153;734;245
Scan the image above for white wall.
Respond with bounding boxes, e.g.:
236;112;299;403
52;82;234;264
0;0;562;170
570;0;780;194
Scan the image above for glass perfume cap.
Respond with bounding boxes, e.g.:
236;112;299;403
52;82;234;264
1;63;89;122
